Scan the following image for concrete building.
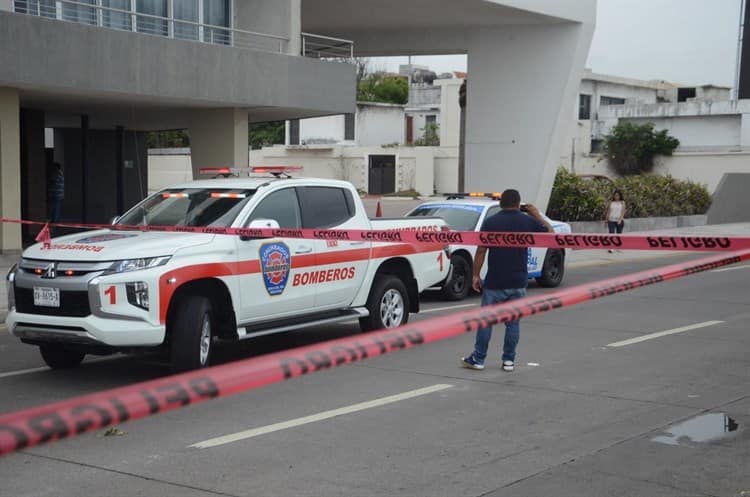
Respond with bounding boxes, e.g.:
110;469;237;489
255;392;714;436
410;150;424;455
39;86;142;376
0;0;354;251
288;102;405;146
3;0;596;251
564;69;744;193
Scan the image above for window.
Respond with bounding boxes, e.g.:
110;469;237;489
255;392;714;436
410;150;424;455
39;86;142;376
600;96;626;106
62;0;97;24
485;206;501;219
204;0;231;44
425;115;437;126
246;188;301;229
407;205;482;231
344;113;355;141
119;189;256;227
102;0;132;30
174;0;200;40
678;87;697;102
578;94;591;120
299;187;354;228
136;0;168;36
590;139;604;154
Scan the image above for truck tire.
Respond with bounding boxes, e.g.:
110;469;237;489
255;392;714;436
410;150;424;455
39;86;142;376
39;344;85;369
169;295;214;372
536;249;565;288
360;275;410;332
441;255;471;301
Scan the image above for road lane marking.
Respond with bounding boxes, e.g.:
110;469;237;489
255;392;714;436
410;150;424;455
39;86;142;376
607;320;724;348
421;303;477;314
0;356;120;379
190;383;454;449
711;264;750;273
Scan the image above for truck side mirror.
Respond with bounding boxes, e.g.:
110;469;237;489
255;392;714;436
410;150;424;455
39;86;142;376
241;219;280;241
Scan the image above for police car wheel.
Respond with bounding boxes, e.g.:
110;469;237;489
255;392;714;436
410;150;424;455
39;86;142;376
441;255;471;301
360;275;410;332
537;249;565;288
39;344;86;369
169;295;214;372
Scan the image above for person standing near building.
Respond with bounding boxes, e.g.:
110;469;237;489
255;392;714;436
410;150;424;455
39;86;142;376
47;162;65;223
605;190;625;253
461;189;553;372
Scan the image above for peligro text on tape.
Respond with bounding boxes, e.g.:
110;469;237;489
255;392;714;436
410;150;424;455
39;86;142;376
1;216;749;251
0;248;748;457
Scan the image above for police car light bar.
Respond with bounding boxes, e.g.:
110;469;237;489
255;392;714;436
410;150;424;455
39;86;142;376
210;192;247;199
251;166;303;176
444;192;502;200
162;193;190;198
198;167;246;177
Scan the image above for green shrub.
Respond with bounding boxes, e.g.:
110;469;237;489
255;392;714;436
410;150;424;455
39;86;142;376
604;122;680;175
546;168;711;222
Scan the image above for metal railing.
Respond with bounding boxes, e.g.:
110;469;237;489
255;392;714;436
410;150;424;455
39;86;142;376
301;32;354;59
12;0;289;54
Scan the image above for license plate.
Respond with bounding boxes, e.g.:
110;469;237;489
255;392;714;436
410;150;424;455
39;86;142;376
33;287;60;308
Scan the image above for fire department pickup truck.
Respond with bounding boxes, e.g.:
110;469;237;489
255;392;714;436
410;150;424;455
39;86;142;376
6;170;450;371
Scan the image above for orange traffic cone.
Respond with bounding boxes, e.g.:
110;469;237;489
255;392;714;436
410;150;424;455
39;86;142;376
375;201;382;218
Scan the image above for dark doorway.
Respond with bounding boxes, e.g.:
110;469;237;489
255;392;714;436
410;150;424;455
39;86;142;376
368;155;396;195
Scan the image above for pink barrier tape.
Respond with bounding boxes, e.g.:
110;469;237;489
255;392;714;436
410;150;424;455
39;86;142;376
1;216;749;251
1;248;748;457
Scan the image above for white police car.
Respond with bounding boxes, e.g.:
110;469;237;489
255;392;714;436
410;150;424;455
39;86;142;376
406;193;572;300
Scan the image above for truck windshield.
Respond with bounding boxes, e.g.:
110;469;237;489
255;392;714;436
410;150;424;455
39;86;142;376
118;189;256;227
408;205;482;231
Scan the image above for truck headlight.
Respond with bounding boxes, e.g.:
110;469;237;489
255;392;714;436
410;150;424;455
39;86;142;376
126;282;149;310
6;264;16;311
104;256;170;275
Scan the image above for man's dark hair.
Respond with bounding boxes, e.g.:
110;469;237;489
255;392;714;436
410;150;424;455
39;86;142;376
500;189;521;208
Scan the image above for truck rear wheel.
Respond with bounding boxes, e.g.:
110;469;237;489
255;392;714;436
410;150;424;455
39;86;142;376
39;344;86;369
169;295;214;372
360;275;410;332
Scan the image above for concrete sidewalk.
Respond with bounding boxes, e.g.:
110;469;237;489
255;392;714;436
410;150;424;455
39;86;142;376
1;222;748;322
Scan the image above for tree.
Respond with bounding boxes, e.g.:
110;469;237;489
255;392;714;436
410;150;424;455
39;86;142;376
414;123;440;146
249;121;285;150
357;73;409;105
604;122;679;176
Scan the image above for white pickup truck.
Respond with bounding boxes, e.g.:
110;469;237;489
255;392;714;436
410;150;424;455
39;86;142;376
6;171;450;371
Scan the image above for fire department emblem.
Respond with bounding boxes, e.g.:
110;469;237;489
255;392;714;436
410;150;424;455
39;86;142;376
259;242;291;296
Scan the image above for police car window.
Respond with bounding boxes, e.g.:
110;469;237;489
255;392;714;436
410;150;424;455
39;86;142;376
246;188;301;228
407;205;481;231
118;189;255;227
486;206;501;218
299;187;354;228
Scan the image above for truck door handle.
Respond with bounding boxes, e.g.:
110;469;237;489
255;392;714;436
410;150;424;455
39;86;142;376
295;246;313;254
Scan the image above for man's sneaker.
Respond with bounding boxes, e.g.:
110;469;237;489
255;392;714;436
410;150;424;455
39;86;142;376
461;355;485;371
502;360;515;372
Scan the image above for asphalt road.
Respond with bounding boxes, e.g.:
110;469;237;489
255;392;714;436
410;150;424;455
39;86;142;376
1;253;749;497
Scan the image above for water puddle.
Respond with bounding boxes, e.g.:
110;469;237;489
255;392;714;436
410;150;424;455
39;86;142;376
652;413;739;446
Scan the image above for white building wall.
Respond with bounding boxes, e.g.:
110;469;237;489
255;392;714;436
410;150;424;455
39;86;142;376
626;115;742;150
437;78;462;147
356;105;405;146
299;115;346;144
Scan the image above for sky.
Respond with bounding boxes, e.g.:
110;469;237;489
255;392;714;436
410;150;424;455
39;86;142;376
370;0;743;87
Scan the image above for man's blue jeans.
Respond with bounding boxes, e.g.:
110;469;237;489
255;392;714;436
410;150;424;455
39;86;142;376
472;288;527;364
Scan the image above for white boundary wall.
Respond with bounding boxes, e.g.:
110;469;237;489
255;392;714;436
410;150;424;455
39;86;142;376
148;146;459;196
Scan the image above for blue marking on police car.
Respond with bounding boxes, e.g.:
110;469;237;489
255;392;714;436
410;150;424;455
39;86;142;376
259;242;291;296
415;203;486;213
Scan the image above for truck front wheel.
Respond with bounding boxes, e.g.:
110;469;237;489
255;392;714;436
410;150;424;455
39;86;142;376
169;295;214;372
39;344;86;369
360;275;410;332
441;255;471;301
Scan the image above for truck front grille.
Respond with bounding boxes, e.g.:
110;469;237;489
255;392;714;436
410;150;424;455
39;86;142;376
14;287;92;317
